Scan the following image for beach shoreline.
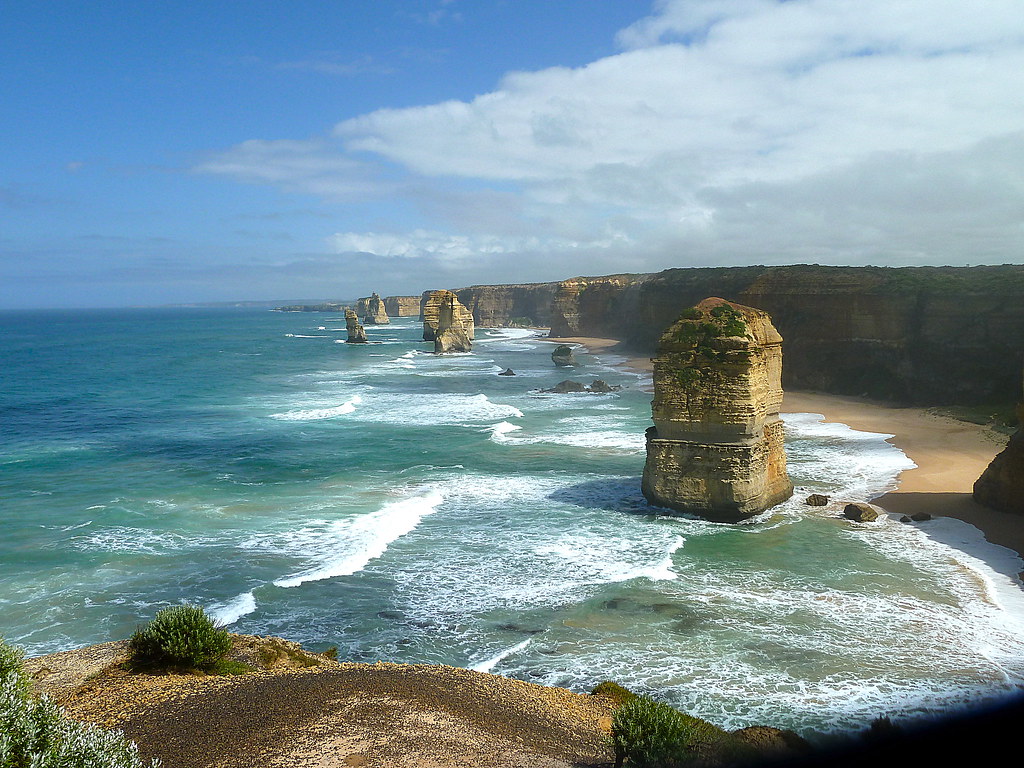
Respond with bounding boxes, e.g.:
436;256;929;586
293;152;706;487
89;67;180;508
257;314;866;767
552;334;1022;561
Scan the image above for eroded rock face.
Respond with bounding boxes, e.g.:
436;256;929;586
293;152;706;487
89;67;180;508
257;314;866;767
384;295;420;317
641;298;793;521
345;309;368;344
551;345;576;367
974;397;1024;514
422;290;475;345
361;292;390;325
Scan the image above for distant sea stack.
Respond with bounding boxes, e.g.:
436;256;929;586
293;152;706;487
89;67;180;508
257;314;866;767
384;295;420;317
642;298;793;522
421;290;475;345
360;293;390;325
344;309;368;344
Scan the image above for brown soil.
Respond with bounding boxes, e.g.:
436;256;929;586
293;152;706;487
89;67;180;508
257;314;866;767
26;635;615;768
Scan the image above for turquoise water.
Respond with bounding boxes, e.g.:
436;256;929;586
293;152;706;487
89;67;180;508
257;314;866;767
2;307;1023;736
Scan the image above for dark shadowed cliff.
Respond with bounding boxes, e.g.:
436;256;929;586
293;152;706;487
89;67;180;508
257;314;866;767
451;265;1024;406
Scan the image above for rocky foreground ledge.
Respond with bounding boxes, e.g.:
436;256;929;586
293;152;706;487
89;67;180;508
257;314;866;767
23;634;814;768
25;634;616;768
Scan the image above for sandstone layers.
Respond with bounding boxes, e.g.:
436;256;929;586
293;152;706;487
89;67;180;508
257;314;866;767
344;309;368;343
383;295;420;317
359;293;390;325
422;290;475;353
642;298;793;522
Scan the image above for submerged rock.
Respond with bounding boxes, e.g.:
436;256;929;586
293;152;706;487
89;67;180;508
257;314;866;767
541;379;622;394
344;309;368;344
642;298;793;522
498;368;516;376
551;345;577;367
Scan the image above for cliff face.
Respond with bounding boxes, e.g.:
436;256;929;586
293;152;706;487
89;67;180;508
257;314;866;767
384;295;420;317
421;290;475;345
642;298;793;521
345;309;368;344
974;372;1024;514
455;283;560;327
549;275;647;337
362;293;390;325
548;265;1024;405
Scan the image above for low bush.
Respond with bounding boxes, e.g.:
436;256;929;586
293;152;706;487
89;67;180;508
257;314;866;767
0;636;159;768
611;696;738;768
591;680;638;706
127;605;231;671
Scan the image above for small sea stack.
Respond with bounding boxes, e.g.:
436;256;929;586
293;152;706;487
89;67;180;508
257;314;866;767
344;309;368;344
641;297;793;522
421;290;475;347
361;292;390;325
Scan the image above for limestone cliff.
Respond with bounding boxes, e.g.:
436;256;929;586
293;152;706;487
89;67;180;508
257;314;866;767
641;298;793;521
546;265;1024;406
345;309;368;344
422;290;475;350
974;372;1024;514
384;295;420;317
455;283;559;327
361;293;390;325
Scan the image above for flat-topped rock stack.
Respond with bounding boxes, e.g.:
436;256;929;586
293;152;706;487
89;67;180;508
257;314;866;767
642;297;793;522
344;309;368;343
422;290;475;350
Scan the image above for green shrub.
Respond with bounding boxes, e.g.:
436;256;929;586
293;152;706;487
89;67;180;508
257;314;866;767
611;696;733;768
591;680;637;706
127;605;231;671
0;636;159;768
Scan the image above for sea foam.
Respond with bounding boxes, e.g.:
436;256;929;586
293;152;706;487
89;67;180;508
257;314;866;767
272;491;444;588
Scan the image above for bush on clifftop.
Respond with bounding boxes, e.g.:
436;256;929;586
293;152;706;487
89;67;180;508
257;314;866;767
0;636;159;768
611;695;749;767
127;605;231;671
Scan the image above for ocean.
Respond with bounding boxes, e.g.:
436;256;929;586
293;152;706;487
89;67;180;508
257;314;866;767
2;307;1023;737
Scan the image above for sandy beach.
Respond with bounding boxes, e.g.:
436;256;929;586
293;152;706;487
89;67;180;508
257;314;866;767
550;335;1022;560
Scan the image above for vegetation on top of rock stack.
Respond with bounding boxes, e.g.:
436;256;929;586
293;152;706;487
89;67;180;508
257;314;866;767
666;303;751;391
127;605;232;673
1;636;159;768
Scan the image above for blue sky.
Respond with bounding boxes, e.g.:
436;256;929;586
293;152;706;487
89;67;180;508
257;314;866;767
3;0;1024;308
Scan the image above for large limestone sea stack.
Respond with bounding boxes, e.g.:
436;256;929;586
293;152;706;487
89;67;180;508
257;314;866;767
422;289;475;353
642;298;793;522
361;292;390;325
344;309;368;343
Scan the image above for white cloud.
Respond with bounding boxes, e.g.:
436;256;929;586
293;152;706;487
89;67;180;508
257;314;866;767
197;0;1024;274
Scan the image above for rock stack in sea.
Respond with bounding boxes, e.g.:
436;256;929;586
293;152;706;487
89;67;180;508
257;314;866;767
421;290;475;348
973;370;1024;514
641;297;793;522
432;293;474;354
360;293;390;325
344;309;368;344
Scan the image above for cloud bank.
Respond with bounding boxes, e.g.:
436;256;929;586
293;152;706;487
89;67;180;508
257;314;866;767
198;0;1024;282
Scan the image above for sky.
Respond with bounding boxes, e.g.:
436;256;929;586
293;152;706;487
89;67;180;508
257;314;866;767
2;0;1024;309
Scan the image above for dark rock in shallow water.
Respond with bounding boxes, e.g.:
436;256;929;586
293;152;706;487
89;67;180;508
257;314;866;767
844;502;880;522
498;368;516;376
911;512;932;521
806;493;830;506
540;379;621;394
543;380;588;394
551;344;576;367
